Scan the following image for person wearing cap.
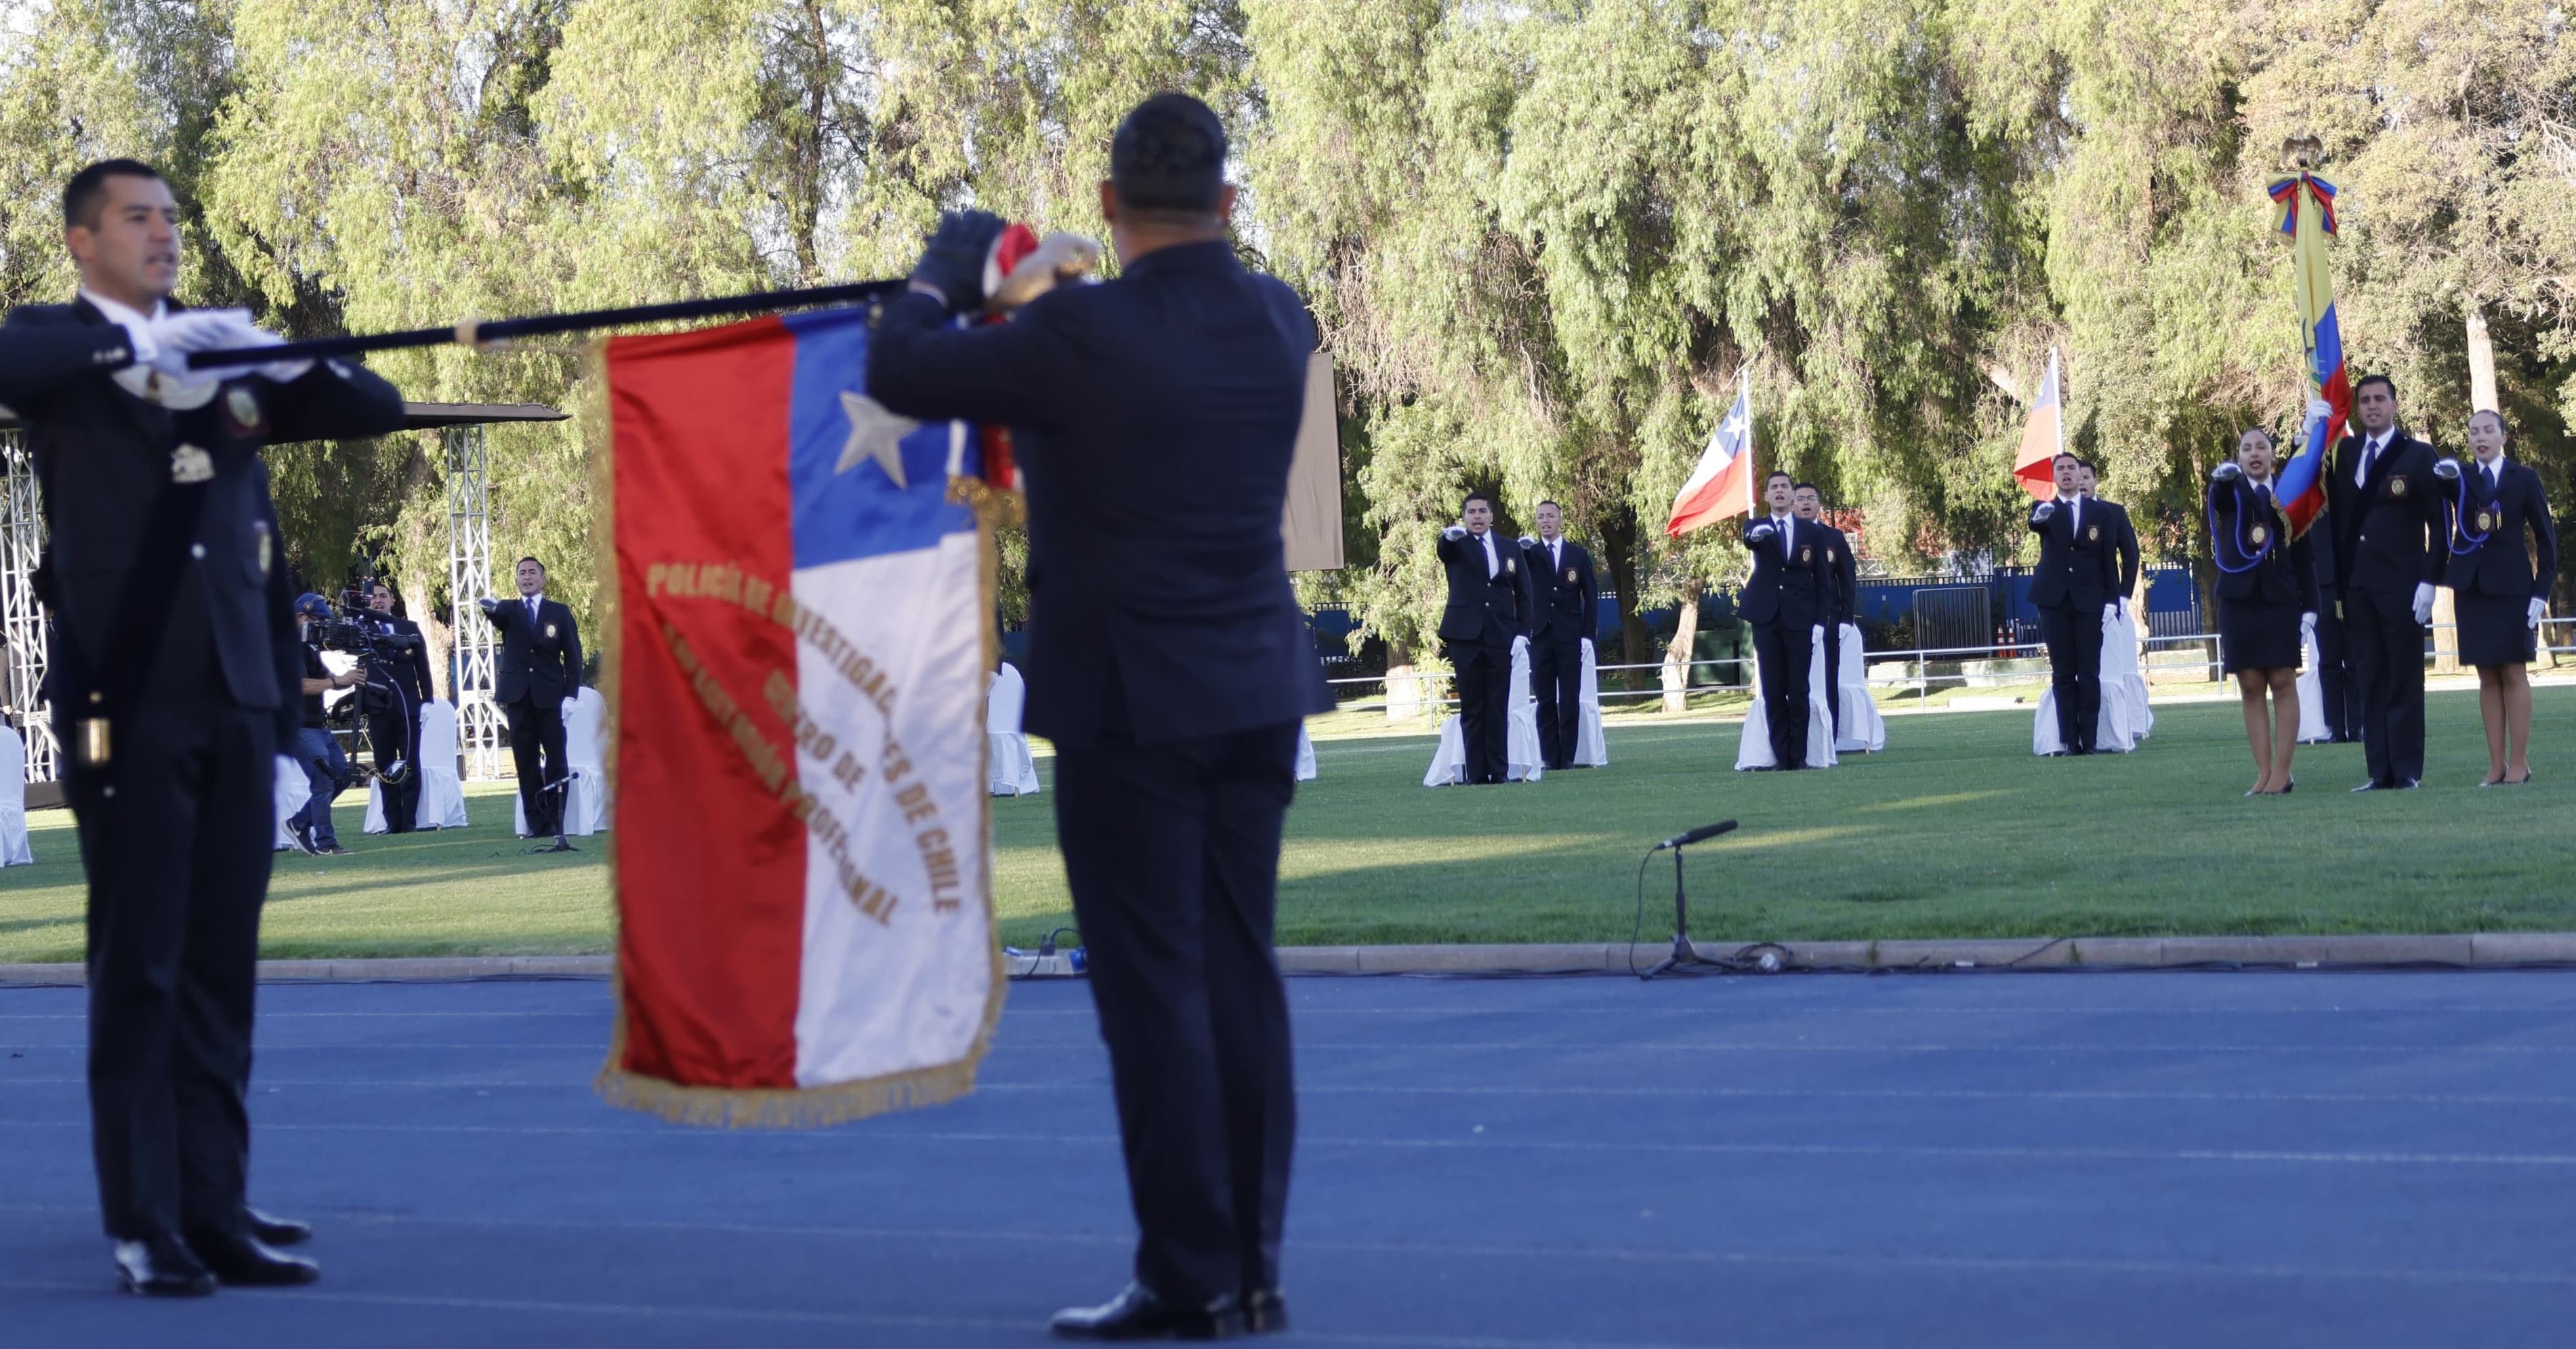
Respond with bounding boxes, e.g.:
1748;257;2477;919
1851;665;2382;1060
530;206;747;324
0;159;404;1295
867;93;1331;1338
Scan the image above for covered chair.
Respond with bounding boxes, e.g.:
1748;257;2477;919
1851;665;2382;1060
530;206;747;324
0;724;30;866
1735;625;1838;770
2293;625;2331;743
1832;623;1887;754
274;753;312;852
986;663;1041;796
514;689;608;837
1294;724;1318;781
366;699;471;833
2035;611;2152;755
1571;639;1609;768
1425;644;1545;786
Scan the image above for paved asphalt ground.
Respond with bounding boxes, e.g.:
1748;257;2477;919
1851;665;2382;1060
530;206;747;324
5;970;2576;1347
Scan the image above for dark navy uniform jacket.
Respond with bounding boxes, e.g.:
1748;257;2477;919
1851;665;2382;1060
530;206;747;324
2026;497;2119;611
1435;528;1532;647
2444;458;2558;600
2328;430;2448;599
867;239;1334;749
0;299;404;736
1739;515;1827;628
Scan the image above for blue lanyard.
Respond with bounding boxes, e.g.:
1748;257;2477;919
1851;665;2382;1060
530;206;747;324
2207;480;2277;575
2448;465;2496;556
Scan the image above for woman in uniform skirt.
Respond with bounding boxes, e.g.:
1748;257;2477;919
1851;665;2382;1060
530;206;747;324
2209;428;2319;795
2443;410;2558;786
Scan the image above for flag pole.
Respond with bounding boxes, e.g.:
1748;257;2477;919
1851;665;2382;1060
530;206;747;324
1741;367;1755;517
2050;349;2064;469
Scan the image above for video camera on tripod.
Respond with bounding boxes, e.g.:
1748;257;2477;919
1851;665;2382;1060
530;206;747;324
304;576;427;785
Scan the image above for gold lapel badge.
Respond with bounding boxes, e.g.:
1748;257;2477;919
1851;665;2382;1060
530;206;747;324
2390;476;2408;498
2476;511;2495;533
2250;524;2268;546
169;443;215;484
1800;546;1812;562
2087;525;2100;541
545;623;558;639
1563;568;1576;584
225;387;262;430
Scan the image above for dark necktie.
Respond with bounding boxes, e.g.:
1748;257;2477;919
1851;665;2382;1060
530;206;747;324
2487;463;2498;493
528;598;539;626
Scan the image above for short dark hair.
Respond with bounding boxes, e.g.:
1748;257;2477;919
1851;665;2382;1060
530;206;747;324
63;159;162;230
1764;471;1793;487
2469;409;2506;431
1536;499;1562;512
2239;427;2276;449
1792;481;1819;495
516;556;545;573
370;579;394;596
1460;491;1491;512
2355;373;2397;400
2053;451;2079;465
1111;94;1226;215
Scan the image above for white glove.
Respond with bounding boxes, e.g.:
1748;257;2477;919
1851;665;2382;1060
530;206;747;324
111;310;238;407
2303;397;2332;441
1441;525;1467;541
209;311;314;383
2300;611;2319;636
2411;582;2435;627
2530;598;2548;630
476;596;501;616
2031;501;2055;522
1746;522;1776;542
2102;602;2116;625
1580;638;1594;659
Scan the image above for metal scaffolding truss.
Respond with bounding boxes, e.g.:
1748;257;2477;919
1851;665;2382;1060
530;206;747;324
1;430;56;781
445;423;508;781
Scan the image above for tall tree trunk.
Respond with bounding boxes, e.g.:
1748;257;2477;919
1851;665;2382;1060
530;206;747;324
1596;507;1649;690
1662;579;1702;713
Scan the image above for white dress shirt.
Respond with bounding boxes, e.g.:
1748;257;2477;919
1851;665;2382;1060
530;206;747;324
1768;512;1795;556
2355;428;2392;486
1478;531;1497;577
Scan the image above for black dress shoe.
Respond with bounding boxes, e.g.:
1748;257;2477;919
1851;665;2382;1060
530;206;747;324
115;1234;216;1298
184;1228;321;1286
1242;1288;1289;1336
1052;1281;1243;1340
245;1207;314;1247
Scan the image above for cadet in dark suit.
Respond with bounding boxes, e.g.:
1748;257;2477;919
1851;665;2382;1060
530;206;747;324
2325;375;2447;790
865;95;1334;1339
360;581;434;831
1437;492;1533;783
1740;472;1827;769
2079;461;2143;619
480;556;581;842
1523;501;1595;770
2027;452;2120;755
1793;484;1856;743
2307;523;2362;742
0;160;404;1295
2445;409;2558;786
2208;429;2319;795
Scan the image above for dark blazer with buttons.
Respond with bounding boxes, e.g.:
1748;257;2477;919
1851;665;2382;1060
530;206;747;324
2094;499;2142;598
1435;528;1533;646
489;597;582;707
867;239;1335;749
2026;497;2119;610
2327;430;2447;598
2209;478;2321;610
0;299;404;730
1524;535;1596;644
1738;516;1826;628
2444;459;2558;600
1819;524;1857;625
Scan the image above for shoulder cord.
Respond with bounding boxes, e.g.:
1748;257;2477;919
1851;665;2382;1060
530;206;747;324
2448;468;2494;557
2206;481;2274;575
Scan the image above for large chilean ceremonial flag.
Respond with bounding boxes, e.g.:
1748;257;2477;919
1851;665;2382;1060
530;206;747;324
598;305;1003;1127
1667;384;1755;537
2269;171;2347;540
2011;350;2062;499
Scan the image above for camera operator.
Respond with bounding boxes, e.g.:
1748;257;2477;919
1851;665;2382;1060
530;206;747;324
356;581;433;832
287;594;362;855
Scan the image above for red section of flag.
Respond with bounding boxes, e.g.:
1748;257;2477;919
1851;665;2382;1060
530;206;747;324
606;317;808;1090
1667;451;1752;536
2012;356;2061;500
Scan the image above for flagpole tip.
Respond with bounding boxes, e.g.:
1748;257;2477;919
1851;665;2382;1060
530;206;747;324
2281;136;2325;171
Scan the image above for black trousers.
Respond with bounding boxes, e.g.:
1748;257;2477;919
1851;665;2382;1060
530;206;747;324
2312;603;2362;741
1054;720;1300;1303
1529;634;1582;768
503;693;569;835
1750;618;1812;768
1447;636;1512;784
1820;621;1846;739
69;702;273;1241
2038;602;2103;753
2343;588;2427;784
366;686;421;833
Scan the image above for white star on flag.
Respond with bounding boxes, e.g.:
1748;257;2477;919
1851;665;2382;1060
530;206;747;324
837;390;917;489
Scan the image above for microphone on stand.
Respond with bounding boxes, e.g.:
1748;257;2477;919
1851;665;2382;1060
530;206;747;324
1653;820;1737;852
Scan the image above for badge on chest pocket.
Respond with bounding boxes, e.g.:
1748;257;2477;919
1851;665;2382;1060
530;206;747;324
1799;546;1812;564
1504;557;1515;575
1563;567;1577;585
2086;525;2100;542
2388;475;2409;499
545;623;558;640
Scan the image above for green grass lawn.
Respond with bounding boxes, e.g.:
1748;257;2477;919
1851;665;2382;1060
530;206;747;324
6;686;2574;963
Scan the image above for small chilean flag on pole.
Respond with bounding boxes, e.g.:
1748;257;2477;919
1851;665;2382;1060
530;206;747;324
1667;377;1755;537
600;304;1003;1127
2012;350;2063;499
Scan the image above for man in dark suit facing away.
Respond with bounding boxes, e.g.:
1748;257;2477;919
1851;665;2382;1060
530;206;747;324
1524;500;1596;770
2079;460;2143;621
2027;452;2121;755
2325;375;2447;789
866;94;1335;1338
479;556;581;842
1741;471;1829;768
1793;484;1855;743
0;159;405;1295
1438;491;1535;783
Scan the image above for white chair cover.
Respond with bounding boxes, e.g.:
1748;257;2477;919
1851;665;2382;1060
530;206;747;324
1425;644;1544;786
0;726;30;866
274;753;312;852
2033;610;2151;755
1832;623;1886;754
513;690;608;836
1573;640;1609;768
985;663;1040;796
1294;724;1318;781
1736;626;1838;770
2293;625;2331;743
415;701;470;829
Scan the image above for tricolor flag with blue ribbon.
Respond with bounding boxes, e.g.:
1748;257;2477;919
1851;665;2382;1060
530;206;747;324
599;305;1003;1127
1667;383;1756;537
2268;171;2348;539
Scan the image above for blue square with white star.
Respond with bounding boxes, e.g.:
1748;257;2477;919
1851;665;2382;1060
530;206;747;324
785;307;976;570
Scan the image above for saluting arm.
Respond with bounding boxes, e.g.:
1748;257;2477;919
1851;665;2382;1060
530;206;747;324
264;358;407;444
865;291;1058;428
0;320;133;415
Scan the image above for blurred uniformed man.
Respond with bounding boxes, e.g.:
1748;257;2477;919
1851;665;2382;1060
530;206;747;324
0;160;404;1295
1793;484;1854;743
